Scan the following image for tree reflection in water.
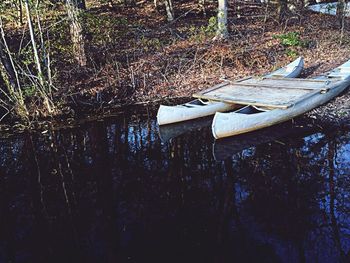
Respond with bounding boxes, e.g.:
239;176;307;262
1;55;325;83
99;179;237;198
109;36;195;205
0;111;349;263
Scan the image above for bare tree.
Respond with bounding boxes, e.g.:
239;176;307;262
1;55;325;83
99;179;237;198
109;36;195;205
24;0;44;86
165;0;174;21
337;0;346;18
17;0;24;25
0;41;17;90
216;0;228;39
337;0;347;42
302;0;316;8
65;0;87;67
0;18;27;117
277;0;288;22
76;0;86;10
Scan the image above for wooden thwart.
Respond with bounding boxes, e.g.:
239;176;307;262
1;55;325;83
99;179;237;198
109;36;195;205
193;77;335;109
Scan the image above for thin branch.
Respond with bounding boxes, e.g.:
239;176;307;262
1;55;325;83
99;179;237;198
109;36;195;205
0;103;10;122
25;0;44;87
0;17;24;100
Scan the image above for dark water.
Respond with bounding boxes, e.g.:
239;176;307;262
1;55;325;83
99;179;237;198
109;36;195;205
0;109;350;263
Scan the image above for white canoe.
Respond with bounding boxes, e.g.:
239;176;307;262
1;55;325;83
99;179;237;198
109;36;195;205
157;57;304;125
308;2;350;17
212;59;350;139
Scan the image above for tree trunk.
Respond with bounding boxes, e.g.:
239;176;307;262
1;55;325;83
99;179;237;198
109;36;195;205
303;0;316;7
76;0;86;10
337;0;346;26
0;18;27;115
0;50;15;94
278;0;288;22
0;41;17;90
25;0;55;114
0;18;22;96
65;0;87;67
17;0;24;25
165;0;174;22
216;0;228;39
25;0;44;87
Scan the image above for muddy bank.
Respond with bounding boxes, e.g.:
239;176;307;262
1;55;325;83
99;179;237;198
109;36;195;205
306;90;350;126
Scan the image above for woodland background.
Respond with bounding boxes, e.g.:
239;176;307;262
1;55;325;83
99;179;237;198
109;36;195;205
0;0;349;122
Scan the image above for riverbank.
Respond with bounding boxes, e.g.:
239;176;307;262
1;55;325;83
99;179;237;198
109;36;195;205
0;91;349;138
306;90;350;126
1;1;350;131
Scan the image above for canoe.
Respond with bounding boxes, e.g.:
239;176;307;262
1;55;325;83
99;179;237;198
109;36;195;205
308;2;350;17
157;57;304;125
212;59;350;139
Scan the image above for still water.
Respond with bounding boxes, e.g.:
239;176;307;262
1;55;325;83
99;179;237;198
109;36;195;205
0;108;350;263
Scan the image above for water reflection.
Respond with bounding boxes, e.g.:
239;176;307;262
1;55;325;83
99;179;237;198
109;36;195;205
0;110;350;263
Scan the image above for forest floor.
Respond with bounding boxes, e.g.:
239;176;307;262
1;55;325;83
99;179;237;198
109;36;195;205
2;0;350;129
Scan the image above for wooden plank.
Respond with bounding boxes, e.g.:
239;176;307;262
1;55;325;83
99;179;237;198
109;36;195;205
223;81;329;91
193;88;323;109
193;77;336;109
239;83;329;91
194;84;305;108
220;76;253;83
289;88;324;106
193;93;291;109
193;80;327;108
217;77;333;90
240;78;330;89
232;76;253;83
196;83;312;100
265;77;332;83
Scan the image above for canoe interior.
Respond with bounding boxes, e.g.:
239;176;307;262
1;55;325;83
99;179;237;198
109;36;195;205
235;105;266;114
193;77;339;109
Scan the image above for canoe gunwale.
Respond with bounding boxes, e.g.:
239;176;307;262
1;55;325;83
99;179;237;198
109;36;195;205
222;80;332;91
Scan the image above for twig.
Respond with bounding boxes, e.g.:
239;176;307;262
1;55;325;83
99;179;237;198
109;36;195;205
0;104;10;122
25;0;44;87
0;17;24;100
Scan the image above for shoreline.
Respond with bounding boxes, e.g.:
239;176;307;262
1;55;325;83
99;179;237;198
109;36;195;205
0;88;349;138
1;3;350;135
